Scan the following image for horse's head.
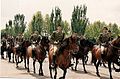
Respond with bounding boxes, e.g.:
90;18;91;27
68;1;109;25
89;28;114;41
66;36;79;53
77;38;95;51
22;40;31;48
111;36;120;66
41;36;50;51
111;36;120;49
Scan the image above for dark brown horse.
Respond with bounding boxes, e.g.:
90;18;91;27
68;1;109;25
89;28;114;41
26;36;49;75
15;40;31;68
7;41;16;63
91;36;120;79
48;36;79;79
72;38;95;72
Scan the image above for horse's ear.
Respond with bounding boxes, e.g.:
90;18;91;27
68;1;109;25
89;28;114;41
118;35;120;38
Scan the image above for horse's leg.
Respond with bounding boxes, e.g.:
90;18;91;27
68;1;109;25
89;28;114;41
75;58;78;71
8;51;11;62
49;66;53;78
96;60;101;77
33;59;36;74
85;55;88;64
108;61;113;79
54;67;57;79
39;61;44;76
19;54;23;63
24;56;27;68
71;57;74;70
113;63;116;70
13;53;15;63
59;69;67;79
15;55;18;68
103;61;107;68
27;58;30;72
82;56;87;73
1;47;4;59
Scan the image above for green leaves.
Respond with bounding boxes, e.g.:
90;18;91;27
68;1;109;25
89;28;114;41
50;7;62;34
31;11;43;34
13;14;26;36
71;5;88;35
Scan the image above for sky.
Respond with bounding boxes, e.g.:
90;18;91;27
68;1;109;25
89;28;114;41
1;0;120;30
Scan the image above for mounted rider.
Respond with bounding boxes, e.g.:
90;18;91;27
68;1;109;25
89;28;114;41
98;27;110;45
15;33;24;48
98;27;112;55
50;25;65;67
30;31;41;48
1;36;7;59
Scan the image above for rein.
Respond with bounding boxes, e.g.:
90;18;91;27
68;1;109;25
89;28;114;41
110;43;120;50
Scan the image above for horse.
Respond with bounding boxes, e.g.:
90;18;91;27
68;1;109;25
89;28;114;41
91;36;120;79
15;40;31;68
7;40;15;63
26;36;49;75
48;36;79;79
1;39;7;59
71;38;95;72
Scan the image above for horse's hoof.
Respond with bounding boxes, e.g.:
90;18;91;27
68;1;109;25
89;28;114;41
85;71;87;73
96;72;100;77
59;77;64;79
27;70;30;72
41;73;44;76
39;73;44;76
110;77;113;79
75;69;77;71
16;66;18;68
84;70;87;73
71;67;74;70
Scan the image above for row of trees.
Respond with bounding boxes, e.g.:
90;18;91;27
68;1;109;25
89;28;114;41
85;21;120;40
1;14;26;37
1;5;120;40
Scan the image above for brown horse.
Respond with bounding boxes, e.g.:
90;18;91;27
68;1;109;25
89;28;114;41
48;36;79;79
7;41;16;63
15;40;31;68
26;36;49;75
71;38;95;72
91;36;120;79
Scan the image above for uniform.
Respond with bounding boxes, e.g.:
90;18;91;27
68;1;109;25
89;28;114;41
50;31;65;44
50;31;65;67
30;33;41;44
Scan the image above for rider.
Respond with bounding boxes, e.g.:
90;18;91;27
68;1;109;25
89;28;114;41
15;33;24;48
1;36;7;59
98;27;111;56
98;27;110;46
50;25;65;67
30;31;41;45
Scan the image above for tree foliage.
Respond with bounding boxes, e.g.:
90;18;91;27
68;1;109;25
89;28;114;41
30;11;43;34
85;21;120;40
49;7;62;34
13;14;26;36
85;21;106;39
71;5;88;35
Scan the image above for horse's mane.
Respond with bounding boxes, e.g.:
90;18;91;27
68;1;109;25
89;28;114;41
111;36;120;47
40;36;50;46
